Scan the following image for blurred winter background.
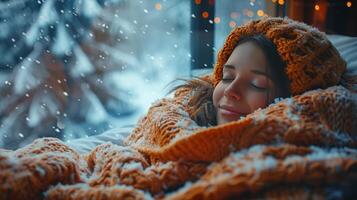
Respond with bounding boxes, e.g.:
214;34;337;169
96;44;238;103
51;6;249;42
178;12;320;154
0;0;270;149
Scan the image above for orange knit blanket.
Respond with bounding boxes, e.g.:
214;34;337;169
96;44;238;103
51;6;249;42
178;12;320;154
1;85;357;200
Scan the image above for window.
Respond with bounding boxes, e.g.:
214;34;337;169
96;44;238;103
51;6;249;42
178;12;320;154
0;0;191;149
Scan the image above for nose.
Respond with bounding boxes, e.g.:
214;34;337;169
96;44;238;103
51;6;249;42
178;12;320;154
223;78;242;101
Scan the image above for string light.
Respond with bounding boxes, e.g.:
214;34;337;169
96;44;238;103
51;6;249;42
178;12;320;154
202;11;209;18
347;1;352;7
272;0;277;3
155;3;162;10
230;12;239;19
195;0;201;5
257;9;264;17
314;4;320;11
247;10;254;17
243;9;248;16
229;21;236;28
214;17;221;24
278;0;284;5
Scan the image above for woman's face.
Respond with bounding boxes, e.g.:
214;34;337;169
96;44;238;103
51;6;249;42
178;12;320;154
213;41;278;125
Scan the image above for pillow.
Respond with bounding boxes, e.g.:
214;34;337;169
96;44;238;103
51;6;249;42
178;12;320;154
327;34;357;73
66;125;133;154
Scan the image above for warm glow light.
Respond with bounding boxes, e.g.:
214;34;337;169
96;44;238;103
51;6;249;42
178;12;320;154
229;21;236;28
347;1;352;7
202;11;209;18
195;0;201;5
272;0;277;3
230;12;239;19
257;10;264;17
155;3;162;10
247;10;254;17
314;4;320;11
278;0;284;5
214;17;221;23
243;9;248;16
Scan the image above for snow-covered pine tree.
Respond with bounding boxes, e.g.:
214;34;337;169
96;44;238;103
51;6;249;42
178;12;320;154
0;0;138;149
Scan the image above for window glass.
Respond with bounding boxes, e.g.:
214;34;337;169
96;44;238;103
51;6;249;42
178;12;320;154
214;0;270;56
0;0;190;149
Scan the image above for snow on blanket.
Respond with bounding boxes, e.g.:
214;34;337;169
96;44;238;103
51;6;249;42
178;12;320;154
1;85;357;200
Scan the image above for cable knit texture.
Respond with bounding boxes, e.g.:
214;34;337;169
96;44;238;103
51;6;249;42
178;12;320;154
213;17;347;95
1;17;357;199
1;84;357;200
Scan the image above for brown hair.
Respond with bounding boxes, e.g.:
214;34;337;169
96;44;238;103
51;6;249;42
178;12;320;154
169;76;216;126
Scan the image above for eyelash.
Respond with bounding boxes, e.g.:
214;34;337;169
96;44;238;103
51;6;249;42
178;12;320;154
222;77;267;92
250;84;267;91
222;78;233;83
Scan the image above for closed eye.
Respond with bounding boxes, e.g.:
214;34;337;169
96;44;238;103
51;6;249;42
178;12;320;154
250;83;267;91
222;78;234;83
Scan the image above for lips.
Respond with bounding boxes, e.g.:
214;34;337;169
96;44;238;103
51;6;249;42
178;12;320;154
219;105;247;116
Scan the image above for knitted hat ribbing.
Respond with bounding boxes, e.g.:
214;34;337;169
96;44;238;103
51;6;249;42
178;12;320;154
212;17;347;95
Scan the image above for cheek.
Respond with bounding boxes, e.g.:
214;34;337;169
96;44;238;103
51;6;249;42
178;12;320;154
246;93;268;111
212;84;224;108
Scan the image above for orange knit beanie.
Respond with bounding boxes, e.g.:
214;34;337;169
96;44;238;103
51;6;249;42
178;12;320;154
212;17;347;95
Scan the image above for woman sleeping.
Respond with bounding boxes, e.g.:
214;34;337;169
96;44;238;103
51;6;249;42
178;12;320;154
1;17;357;200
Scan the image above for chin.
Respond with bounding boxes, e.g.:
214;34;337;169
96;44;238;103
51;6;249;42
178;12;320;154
217;115;239;125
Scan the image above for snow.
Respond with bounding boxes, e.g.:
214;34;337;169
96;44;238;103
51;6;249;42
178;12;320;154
227;150;278;174
252;107;266;122
82;85;108;124
324;130;354;145
0;105;27;147
284;146;357;165
28;93;61;127
308;146;357;160
3;0;339;150
52;23;73;55
13;50;43;94
26;0;58;45
35;165;46;177
273;97;284;104
82;0;102;18
122;161;144;171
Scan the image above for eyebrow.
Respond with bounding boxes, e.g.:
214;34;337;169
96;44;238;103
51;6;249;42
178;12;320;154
223;64;272;78
250;69;272;79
